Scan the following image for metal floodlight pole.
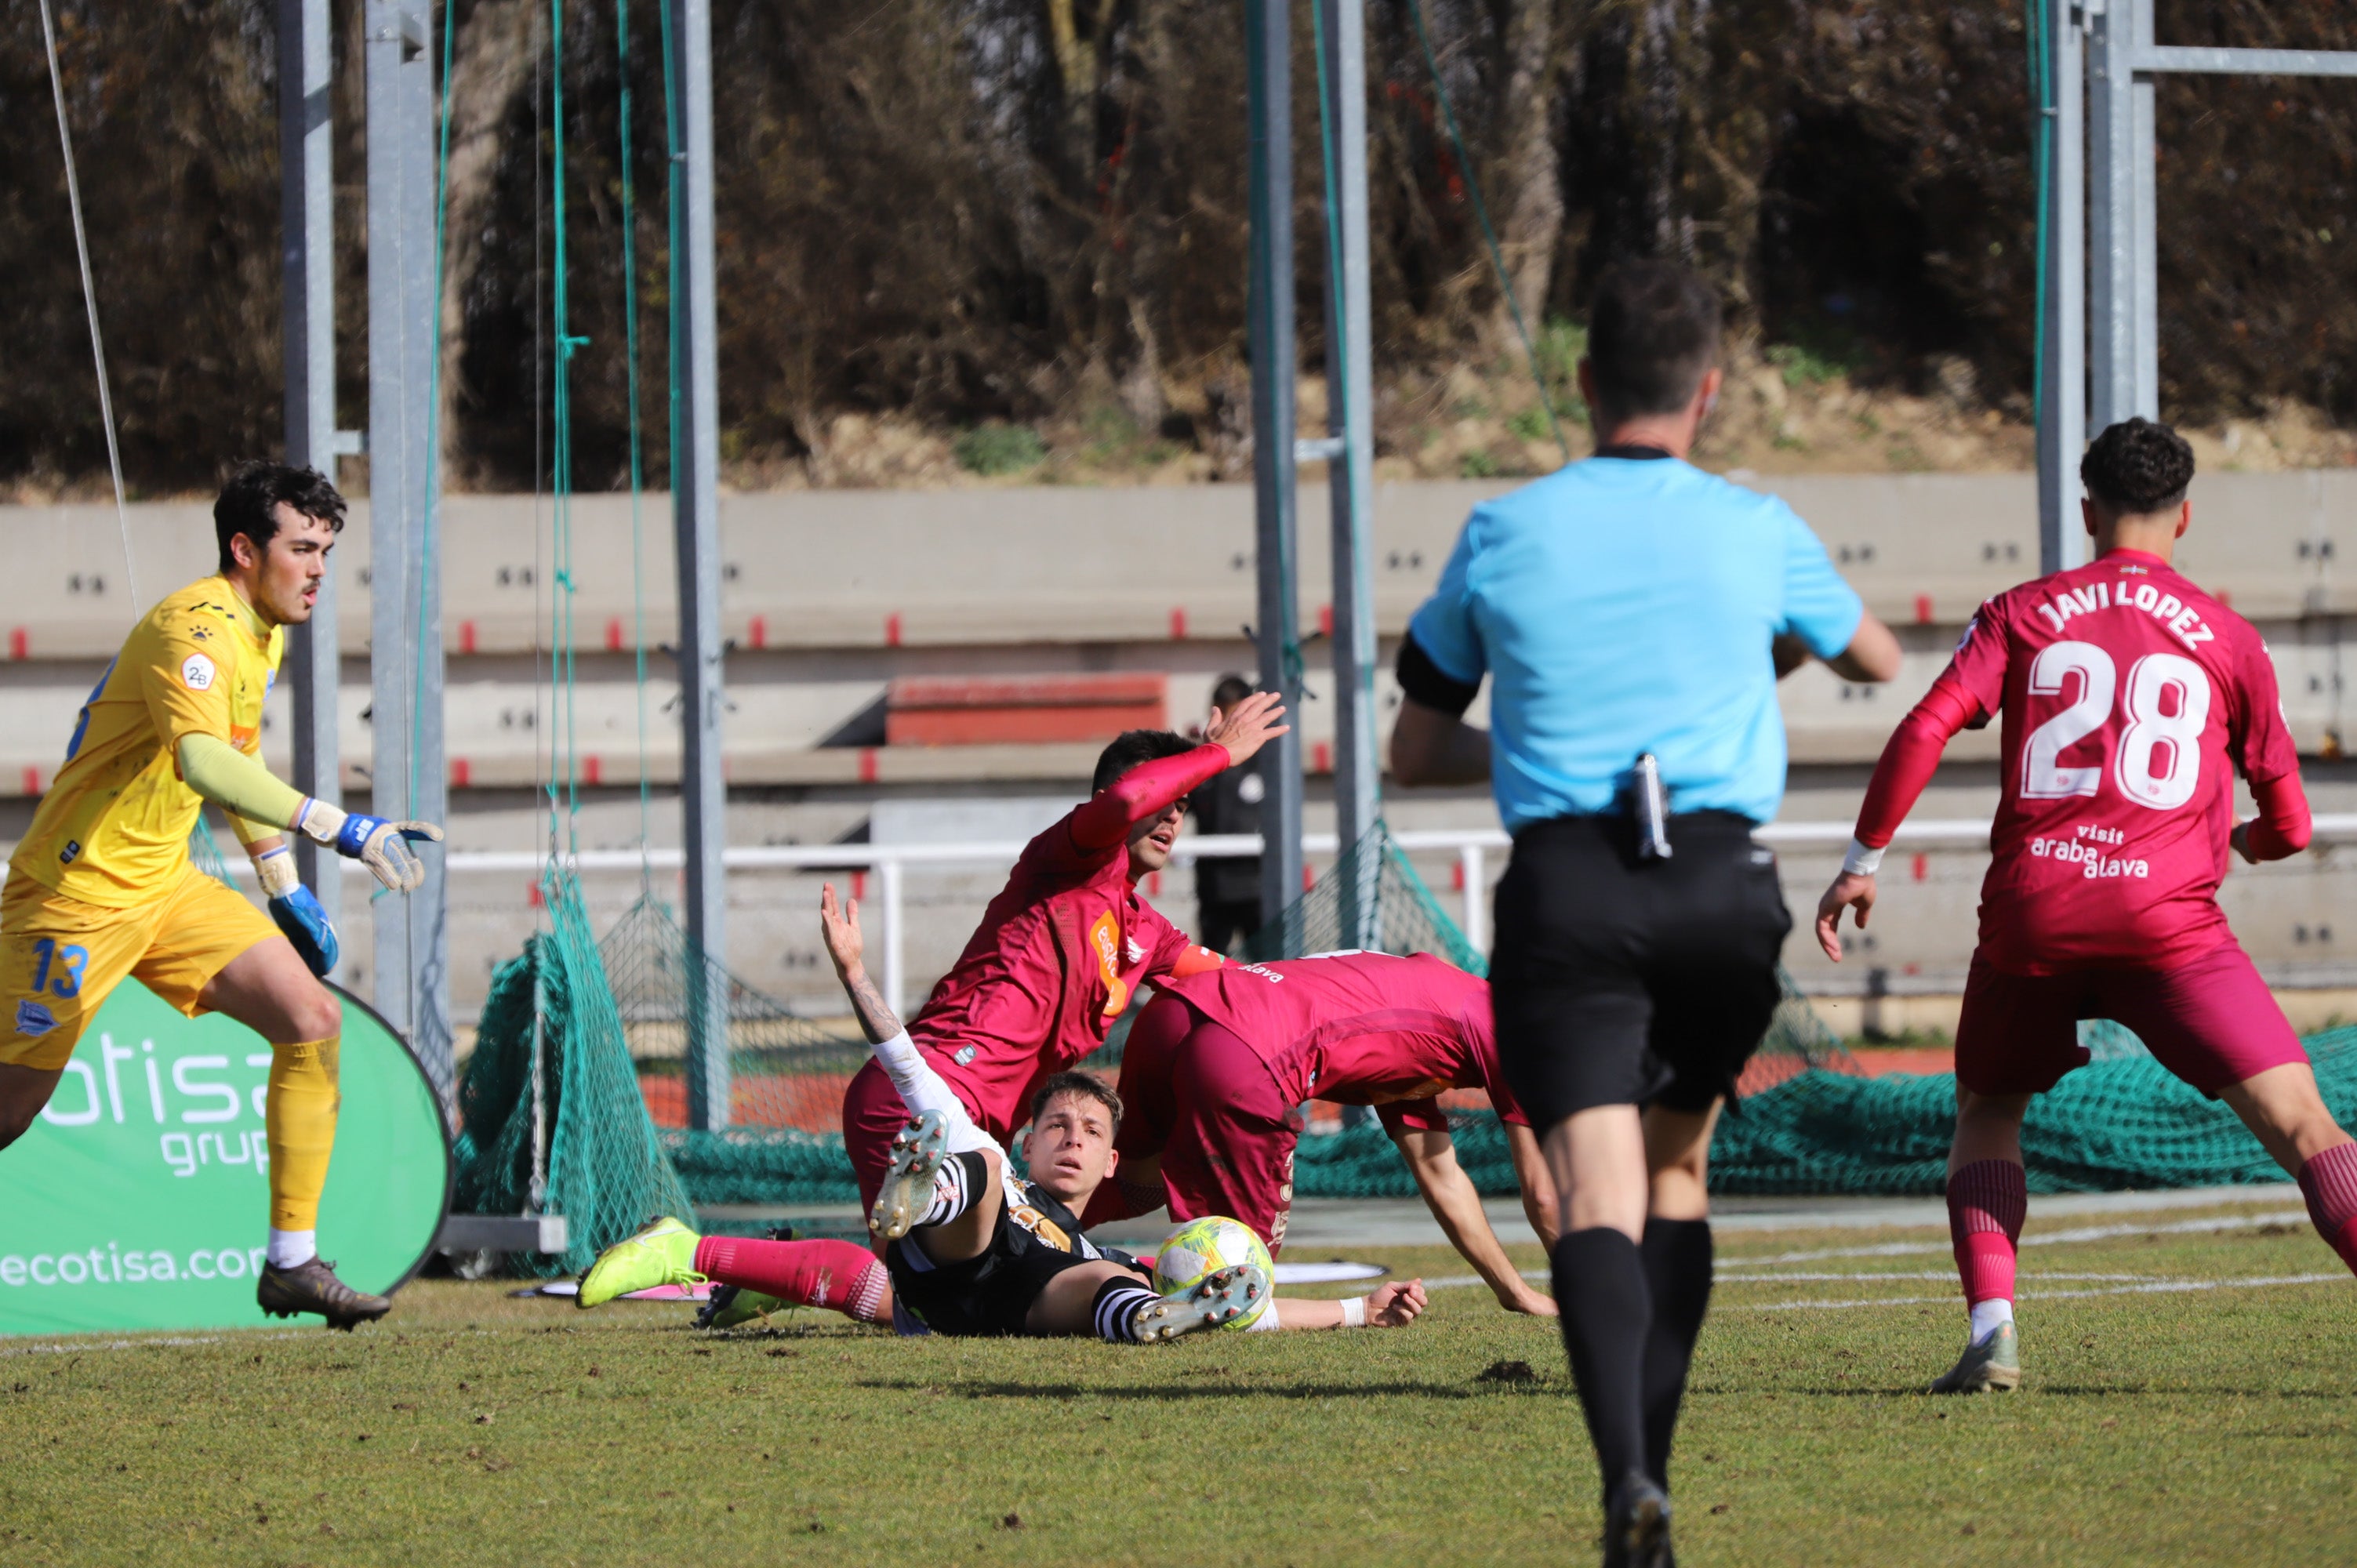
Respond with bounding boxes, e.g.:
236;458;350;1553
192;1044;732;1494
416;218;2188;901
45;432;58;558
365;2;452;1096
669;0;730;1130
1317;0;1378;946
2036;0;2086;575
1247;0;1306;925
278;0;343;953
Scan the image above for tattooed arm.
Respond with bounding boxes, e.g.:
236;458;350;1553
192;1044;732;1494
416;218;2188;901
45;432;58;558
819;882;905;1046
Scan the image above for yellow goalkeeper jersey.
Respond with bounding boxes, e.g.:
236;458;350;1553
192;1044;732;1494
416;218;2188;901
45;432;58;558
8;575;283;909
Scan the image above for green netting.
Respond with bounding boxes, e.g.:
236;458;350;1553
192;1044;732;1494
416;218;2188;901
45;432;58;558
452;872;693;1274
1244;822;1487;971
1707;1027;2357;1196
188;816;233;882
597;896;871;1226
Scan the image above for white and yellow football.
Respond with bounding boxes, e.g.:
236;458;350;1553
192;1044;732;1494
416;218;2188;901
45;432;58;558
1151;1215;1274;1330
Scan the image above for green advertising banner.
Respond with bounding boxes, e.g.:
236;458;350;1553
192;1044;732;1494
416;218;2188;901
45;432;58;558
1;979;450;1337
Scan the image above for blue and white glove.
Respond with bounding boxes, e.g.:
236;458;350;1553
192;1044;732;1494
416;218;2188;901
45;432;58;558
254;844;339;978
296;800;445;893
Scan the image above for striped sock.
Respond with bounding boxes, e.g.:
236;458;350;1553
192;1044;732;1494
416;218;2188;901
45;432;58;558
916;1151;991;1229
1091;1278;1161;1344
2297;1140;2357;1276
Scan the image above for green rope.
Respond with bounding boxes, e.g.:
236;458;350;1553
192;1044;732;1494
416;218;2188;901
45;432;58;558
549;0;589;857
407;0;461;869
657;0;684;524
1404;0;1570;461
615;0;652;889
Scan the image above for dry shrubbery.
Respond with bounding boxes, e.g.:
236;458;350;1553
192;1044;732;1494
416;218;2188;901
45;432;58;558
0;0;2352;495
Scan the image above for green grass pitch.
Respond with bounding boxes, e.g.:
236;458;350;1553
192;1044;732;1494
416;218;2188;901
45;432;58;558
3;1200;2351;1566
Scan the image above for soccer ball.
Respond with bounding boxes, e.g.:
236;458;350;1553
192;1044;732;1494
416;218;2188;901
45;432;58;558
1151;1215;1274;1330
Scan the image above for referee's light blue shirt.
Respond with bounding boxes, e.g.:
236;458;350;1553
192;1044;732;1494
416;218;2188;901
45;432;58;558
1406;456;1864;833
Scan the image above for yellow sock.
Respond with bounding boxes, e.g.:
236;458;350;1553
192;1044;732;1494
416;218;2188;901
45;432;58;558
266;1036;341;1234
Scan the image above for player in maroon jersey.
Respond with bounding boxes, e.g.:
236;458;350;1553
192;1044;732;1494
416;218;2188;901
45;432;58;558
1816;419;2357;1393
835;691;1287;1228
1090;949;1560;1316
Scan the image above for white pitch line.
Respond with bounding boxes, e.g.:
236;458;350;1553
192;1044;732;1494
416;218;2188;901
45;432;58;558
1717;1271;2155;1284
1734;1272;2347;1312
1715;1209;2312;1269
1419;1267;2181;1292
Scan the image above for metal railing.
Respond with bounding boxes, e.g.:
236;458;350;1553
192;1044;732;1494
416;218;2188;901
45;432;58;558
377;813;2357;1014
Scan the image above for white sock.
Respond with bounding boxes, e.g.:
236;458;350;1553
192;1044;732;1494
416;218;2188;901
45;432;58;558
267;1229;316;1269
875;1032;994;1154
1968;1298;2014;1343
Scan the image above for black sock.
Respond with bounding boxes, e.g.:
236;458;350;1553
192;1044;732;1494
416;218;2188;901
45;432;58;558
1552;1228;1653;1505
916;1150;991;1228
1639;1217;1713;1489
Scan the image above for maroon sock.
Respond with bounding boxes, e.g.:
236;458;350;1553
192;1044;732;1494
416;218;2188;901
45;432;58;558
1947;1159;2028;1305
2297;1142;2357;1277
693;1236;889;1323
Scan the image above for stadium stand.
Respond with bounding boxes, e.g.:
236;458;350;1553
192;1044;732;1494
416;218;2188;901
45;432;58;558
5;474;2355;1027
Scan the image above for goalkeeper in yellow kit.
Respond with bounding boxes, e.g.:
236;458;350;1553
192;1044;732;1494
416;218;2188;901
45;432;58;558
0;462;441;1330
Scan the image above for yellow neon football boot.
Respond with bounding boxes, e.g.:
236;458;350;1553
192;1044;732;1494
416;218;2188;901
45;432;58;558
576;1216;706;1308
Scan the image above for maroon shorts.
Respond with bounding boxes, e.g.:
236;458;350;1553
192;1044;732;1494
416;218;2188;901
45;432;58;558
1111;990;1192;1165
1956;939;2308;1098
1160;1011;1303;1254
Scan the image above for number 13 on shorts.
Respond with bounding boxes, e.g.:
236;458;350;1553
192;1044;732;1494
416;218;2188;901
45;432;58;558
31;938;90;1000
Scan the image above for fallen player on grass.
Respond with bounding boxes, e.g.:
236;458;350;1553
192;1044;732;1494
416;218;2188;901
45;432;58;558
831;697;1287;1223
571;892;1425;1342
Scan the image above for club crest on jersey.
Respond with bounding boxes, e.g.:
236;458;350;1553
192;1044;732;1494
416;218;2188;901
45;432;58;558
57;840;80;866
1090;910;1130;1019
180;653;216;691
1008;1203;1073;1253
14;1000;55;1036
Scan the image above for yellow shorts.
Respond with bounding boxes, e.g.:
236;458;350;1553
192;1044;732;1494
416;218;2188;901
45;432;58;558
0;867;280;1072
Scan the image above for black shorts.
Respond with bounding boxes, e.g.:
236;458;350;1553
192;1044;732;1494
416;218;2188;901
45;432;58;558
1490;811;1791;1127
885;1224;1139;1338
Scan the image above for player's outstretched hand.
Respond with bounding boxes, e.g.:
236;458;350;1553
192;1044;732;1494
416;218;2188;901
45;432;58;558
1367;1279;1427;1327
300;802;442;893
1814;871;1877;962
819;882;865;981
1204;688;1290;770
1503;1281;1559;1318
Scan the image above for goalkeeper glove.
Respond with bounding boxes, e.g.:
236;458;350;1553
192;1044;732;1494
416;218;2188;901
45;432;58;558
295;800;445;893
254;844;339;978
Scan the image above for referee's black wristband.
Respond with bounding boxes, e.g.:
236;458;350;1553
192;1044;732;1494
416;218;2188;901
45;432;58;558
1395;633;1480;718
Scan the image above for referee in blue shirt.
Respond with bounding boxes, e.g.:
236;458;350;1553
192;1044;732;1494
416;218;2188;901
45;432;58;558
1392;261;1899;1566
